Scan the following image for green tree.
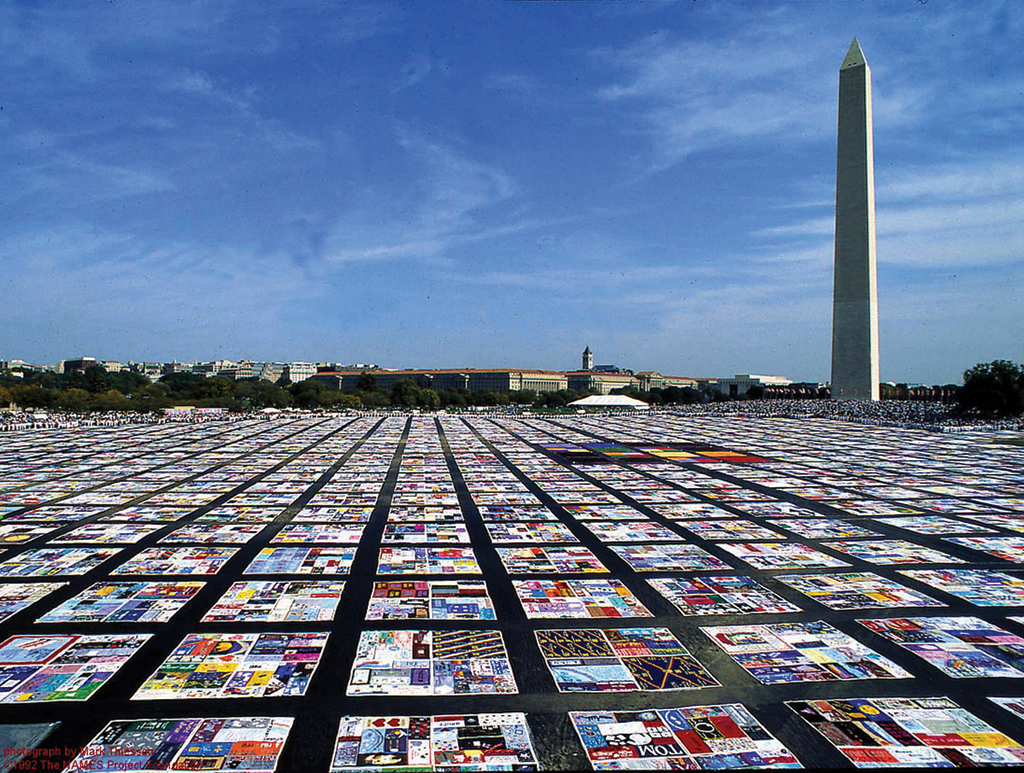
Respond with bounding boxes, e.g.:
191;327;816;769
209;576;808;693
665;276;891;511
13;385;56;408
959;360;1024;417
89;390;131;411
290;379;326;408
534;389;592;409
158;372;209;399
438;390;469;408
610;386;655;403
202;376;237;400
129;385;170;412
34;371;64;390
509;389;537;405
417;389;441;410
84;366;110;393
474;391;510;407
64;370;86;391
683;387;705;404
390;379;422;407
357;372;377;392
107;370;150;395
337;393;363;409
660;387;681;404
535;390;561;408
661;386;703;404
234;378;292;408
58;388;91;411
359;389;391;408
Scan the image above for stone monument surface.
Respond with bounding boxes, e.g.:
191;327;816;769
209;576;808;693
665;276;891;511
831;38;880;401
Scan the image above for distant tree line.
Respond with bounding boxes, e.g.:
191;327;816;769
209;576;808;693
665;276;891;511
0;365;716;413
1;360;1021;417
0;368;590;412
609;386;709;404
957;360;1024;418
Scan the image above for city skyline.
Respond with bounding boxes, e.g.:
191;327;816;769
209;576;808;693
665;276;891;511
3;1;1022;385
3;350;967;392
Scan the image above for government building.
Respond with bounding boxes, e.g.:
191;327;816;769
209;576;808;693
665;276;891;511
312;369;569;394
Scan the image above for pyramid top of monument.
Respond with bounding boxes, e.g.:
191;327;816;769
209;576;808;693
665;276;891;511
841;38;867;70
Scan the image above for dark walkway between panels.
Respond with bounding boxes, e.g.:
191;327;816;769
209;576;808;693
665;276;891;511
0;413;1023;769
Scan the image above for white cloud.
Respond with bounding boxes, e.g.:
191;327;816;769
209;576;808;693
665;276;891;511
484;72;535;93
164;68;254;113
168;69;216;96
879;156;1024;203
7;150;176;205
593;7;1018;178
325;133;521;263
455;262;721;295
594;29;834;169
394;57;434;92
0;222;324;362
755;219;835;239
753;152;1024;269
323;3;401;46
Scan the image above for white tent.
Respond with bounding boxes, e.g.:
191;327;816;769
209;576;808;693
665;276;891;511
567;394;650;410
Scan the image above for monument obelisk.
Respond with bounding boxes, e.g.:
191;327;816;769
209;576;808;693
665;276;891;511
830;38;880;401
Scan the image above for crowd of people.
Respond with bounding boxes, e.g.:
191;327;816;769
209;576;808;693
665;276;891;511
660;399;1024;432
0;410;261;432
1;400;1022;433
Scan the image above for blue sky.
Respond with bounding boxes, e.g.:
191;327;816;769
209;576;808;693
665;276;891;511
2;1;1021;384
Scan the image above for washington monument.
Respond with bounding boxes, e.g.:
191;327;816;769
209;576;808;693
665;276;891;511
831;38;880;401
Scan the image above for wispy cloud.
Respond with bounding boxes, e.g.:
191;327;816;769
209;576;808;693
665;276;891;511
0;1;1018;381
591;6;1002;176
163;68;253;113
752;151;1024;269
0;2;229;82
325;132;522;263
483;72;535;93
4;149;176;208
323;3;401;46
454;262;720;294
0;222;325;362
879;157;1024;203
595;28;831;170
393;56;434;92
755;219;834;239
